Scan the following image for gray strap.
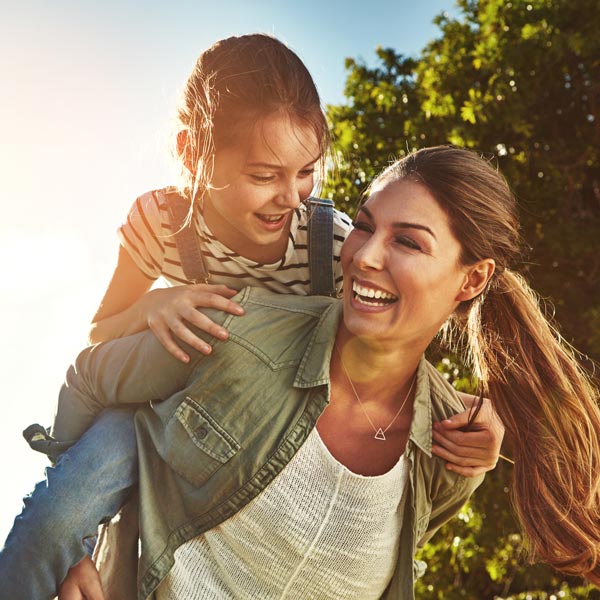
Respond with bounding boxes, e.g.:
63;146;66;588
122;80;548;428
163;190;210;284
306;198;336;296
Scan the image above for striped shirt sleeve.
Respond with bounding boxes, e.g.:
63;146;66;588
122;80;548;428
117;191;168;280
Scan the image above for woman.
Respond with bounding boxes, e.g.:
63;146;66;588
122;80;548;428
46;146;600;598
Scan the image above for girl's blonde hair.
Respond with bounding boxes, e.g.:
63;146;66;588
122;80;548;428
175;34;330;206
373;146;600;584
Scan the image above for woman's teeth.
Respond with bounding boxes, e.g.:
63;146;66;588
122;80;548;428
352;281;397;306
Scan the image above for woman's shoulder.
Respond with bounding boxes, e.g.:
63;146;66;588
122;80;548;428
423;360;466;419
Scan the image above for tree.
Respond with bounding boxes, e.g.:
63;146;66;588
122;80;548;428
326;0;600;360
324;0;600;596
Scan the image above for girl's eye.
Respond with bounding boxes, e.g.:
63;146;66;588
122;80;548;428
298;168;315;178
250;174;275;183
395;236;422;251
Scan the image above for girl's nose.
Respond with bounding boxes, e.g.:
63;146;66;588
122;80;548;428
275;178;302;209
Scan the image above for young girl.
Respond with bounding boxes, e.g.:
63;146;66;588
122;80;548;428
0;35;501;599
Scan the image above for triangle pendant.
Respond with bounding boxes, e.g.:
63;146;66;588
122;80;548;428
374;428;386;441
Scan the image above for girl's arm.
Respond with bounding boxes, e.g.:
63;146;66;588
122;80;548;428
431;394;505;477
89;246;243;362
52;309;219;441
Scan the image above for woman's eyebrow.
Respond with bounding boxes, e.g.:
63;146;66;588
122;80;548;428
360;205;437;239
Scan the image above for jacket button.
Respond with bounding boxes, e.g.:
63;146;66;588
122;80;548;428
196;426;208;439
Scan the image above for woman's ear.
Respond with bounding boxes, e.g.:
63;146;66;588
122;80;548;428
456;259;496;302
177;130;195;175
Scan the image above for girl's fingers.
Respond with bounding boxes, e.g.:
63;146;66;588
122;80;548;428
192;283;239;299
432;428;499;474
168;318;214;355
189;289;245;315
182;310;231;341
145;284;248;362
432;424;491;449
431;432;490;464
148;320;192;363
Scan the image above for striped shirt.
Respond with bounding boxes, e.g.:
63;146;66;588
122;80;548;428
118;189;351;295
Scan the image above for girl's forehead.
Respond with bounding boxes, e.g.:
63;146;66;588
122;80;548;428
253;113;319;149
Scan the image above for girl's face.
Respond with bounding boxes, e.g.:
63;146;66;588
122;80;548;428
341;179;488;349
202;112;321;263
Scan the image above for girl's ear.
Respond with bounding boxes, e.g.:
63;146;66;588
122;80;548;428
456;259;495;302
177;130;195;175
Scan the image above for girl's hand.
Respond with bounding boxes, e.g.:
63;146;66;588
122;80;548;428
431;396;505;478
58;555;104;600
143;283;244;362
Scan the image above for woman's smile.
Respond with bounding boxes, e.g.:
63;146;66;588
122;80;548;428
351;279;398;309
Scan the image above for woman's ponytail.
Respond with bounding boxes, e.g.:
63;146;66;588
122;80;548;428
471;269;600;583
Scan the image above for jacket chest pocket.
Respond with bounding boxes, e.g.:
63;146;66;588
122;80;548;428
163;396;240;486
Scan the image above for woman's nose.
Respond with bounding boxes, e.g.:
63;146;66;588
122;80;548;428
352;235;385;271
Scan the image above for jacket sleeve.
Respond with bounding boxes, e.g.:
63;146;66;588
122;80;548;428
417;473;484;548
50;327;209;442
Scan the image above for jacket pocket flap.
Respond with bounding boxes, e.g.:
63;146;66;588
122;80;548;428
175;397;240;463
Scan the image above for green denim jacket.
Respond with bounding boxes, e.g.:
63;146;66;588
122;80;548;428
56;287;483;599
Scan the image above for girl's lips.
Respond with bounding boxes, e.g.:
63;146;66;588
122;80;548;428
255;212;289;231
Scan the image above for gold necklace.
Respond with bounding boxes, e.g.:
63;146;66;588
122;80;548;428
336;348;417;441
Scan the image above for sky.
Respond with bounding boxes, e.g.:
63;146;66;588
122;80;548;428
0;0;458;542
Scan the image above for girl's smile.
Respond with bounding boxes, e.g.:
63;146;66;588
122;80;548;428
202;112;321;264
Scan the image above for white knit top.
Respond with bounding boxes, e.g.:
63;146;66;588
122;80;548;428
156;428;408;600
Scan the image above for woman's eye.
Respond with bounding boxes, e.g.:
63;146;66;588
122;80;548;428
299;168;315;178
352;220;372;233
395;236;421;251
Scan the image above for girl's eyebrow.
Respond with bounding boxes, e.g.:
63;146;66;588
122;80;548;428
246;155;321;169
359;206;437;240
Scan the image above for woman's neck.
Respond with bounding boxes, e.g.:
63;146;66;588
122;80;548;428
332;325;423;410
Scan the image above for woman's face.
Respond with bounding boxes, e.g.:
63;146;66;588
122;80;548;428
341;178;477;348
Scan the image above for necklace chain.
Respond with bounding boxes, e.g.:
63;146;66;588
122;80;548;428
336;348;416;441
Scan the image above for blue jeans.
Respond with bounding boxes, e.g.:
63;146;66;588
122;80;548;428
0;408;138;600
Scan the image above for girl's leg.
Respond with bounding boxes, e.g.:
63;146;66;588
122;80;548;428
0;408;139;600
